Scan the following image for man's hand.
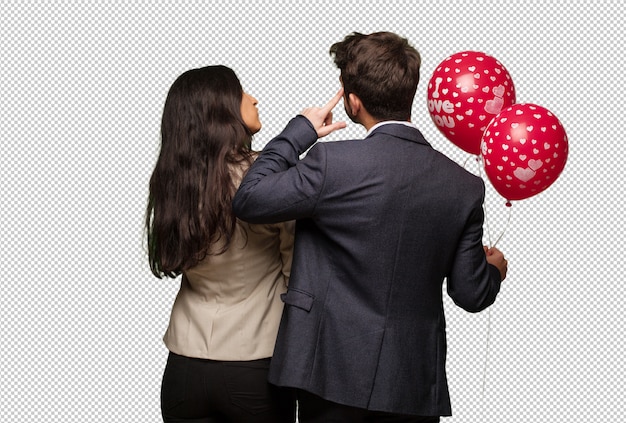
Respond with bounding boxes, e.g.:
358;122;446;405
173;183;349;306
484;246;508;281
301;88;347;138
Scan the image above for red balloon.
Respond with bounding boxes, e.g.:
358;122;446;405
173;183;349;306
427;51;516;155
481;103;568;203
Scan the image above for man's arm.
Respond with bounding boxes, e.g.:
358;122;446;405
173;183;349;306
446;189;506;312
232;89;346;223
232;116;324;223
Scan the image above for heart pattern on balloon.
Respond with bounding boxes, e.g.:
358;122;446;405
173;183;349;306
480;103;568;202
427;51;516;155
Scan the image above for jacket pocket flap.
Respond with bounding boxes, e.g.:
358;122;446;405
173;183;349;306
280;289;314;312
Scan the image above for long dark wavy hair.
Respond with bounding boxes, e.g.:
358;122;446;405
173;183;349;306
146;65;254;278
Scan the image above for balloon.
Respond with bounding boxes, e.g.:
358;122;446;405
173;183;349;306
480;103;568;204
427;51;516;155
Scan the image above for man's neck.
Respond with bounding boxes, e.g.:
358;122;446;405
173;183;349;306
361;115;380;132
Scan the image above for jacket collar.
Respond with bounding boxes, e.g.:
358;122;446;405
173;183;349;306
365;121;431;147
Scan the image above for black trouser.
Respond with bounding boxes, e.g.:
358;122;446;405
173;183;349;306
161;352;295;423
297;390;440;423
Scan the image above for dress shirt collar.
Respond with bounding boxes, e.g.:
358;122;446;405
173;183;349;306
365;120;417;137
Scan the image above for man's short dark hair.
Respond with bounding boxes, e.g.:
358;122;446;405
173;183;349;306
330;32;421;121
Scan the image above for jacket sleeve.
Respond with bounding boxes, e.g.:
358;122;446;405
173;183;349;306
446;184;502;312
232;116;326;224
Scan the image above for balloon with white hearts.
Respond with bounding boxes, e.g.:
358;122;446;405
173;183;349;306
427;51;516;155
480;103;568;205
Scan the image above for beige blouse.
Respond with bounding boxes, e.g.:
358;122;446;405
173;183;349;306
163;164;294;361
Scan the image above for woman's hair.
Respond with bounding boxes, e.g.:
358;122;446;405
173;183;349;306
330;32;421;121
146;65;254;278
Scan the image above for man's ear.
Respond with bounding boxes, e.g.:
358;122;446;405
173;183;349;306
347;93;362;116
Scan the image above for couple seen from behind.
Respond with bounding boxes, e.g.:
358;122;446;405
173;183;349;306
146;31;508;423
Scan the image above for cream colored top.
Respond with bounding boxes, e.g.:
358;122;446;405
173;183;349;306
163;165;294;361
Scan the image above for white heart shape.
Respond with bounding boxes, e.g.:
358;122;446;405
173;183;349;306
528;159;543;170
514;167;536;182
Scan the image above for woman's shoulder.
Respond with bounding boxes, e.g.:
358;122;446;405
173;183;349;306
229;155;255;186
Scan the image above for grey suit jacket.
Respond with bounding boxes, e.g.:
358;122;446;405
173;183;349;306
232;116;502;416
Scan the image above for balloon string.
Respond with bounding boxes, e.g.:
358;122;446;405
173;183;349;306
490;207;511;248
469;154;512;248
464;155;476;172
473;153;492;416
469;155;496;247
481;307;492;399
483;201;495;248
466;153;511;419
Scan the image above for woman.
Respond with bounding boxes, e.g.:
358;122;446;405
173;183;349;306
146;65;295;422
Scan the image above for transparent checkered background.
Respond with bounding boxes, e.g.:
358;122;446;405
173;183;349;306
1;1;623;421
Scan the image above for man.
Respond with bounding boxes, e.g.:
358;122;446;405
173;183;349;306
232;32;508;423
